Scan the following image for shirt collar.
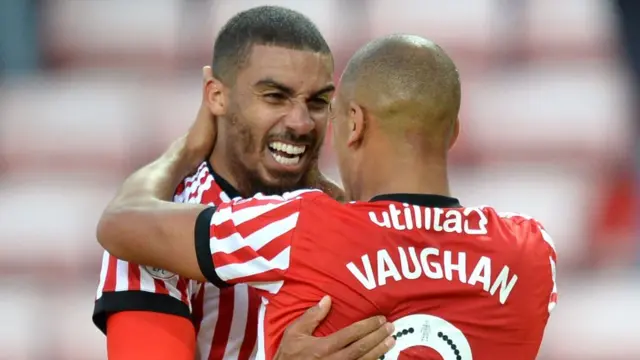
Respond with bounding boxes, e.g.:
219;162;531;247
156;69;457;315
370;193;461;208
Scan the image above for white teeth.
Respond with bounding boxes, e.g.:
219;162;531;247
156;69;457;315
272;153;300;165
268;141;306;166
268;141;306;155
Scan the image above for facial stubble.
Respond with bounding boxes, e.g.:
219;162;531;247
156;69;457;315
226;113;320;196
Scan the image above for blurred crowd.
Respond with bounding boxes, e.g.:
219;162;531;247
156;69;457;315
0;0;637;359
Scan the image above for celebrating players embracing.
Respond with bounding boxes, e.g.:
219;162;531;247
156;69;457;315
93;6;394;360
97;35;557;360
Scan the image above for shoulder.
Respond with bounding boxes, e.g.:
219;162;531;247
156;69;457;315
480;207;557;260
496;210;554;247
229;189;327;206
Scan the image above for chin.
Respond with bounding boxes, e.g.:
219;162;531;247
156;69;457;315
253;168;305;195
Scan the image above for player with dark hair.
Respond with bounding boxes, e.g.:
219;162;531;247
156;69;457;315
205;5;338;197
97;34;557;360
94;6;393;360
211;7;331;84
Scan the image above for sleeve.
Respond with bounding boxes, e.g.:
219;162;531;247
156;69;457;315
194;189;318;295
106;311;196;360
497;212;558;314
534;222;558;314
93;250;201;334
519;217;558;314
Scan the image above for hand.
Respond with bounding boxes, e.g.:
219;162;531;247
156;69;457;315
303;159;346;202
274;296;395;360
316;174;345;203
183;66;217;170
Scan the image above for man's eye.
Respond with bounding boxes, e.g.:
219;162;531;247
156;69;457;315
308;98;330;110
264;93;287;101
311;98;329;105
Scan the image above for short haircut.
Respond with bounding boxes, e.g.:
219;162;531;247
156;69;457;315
212;6;332;84
340;34;461;145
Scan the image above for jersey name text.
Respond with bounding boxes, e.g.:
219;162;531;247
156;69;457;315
346;247;518;304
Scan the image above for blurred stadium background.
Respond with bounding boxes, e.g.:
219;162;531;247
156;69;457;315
0;0;637;359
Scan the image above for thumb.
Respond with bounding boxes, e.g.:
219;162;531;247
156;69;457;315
184;66;217;166
289;296;332;335
202;65;214;104
203;65;213;81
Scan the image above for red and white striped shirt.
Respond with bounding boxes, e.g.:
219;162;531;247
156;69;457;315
94;161;260;360
194;191;559;360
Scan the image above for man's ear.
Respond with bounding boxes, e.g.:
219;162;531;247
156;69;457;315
204;70;226;117
347;101;366;147
448;117;460;150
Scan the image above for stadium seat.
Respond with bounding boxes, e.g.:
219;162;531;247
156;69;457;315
368;0;499;75
42;0;180;68
0;74;145;175
523;0;617;61
0;279;106;360
540;276;640;359
0;279;52;360
463;62;630;161
0;176;116;271
143;75;203;150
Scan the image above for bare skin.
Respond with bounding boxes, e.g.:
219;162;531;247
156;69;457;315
203;46;342;197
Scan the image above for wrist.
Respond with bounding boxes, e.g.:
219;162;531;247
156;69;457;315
161;136;200;179
306;168;345;202
317;176;345;202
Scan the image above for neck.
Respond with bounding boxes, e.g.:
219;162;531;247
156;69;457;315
353;148;452;202
208;142;243;193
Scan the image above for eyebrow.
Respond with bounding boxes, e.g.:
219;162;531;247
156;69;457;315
253;78;335;99
254;79;295;96
311;84;336;99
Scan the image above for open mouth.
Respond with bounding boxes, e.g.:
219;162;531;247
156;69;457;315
267;141;307;166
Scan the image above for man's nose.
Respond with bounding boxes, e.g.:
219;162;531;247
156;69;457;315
283;101;315;136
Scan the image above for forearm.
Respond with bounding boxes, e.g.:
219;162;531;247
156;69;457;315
110;139;190;209
97;139;208;281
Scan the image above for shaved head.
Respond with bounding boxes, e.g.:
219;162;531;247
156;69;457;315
338;34;461;150
331;34;462;201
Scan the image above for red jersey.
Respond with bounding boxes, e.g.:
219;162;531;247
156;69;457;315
94;161;261;359
195;190;558;360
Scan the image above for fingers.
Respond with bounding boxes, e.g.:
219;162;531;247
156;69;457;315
197;65;217;149
354;334;396;360
200;65;215;112
285;296;332;336
202;66;214;101
182;66;217;167
203;65;213;80
185;112;215;164
322;315;388;351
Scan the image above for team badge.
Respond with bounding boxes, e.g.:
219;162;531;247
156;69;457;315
144;266;177;280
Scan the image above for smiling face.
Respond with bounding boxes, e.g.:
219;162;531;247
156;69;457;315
219;45;334;194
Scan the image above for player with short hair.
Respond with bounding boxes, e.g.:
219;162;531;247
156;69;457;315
94;6;394;360
97;35;558;360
